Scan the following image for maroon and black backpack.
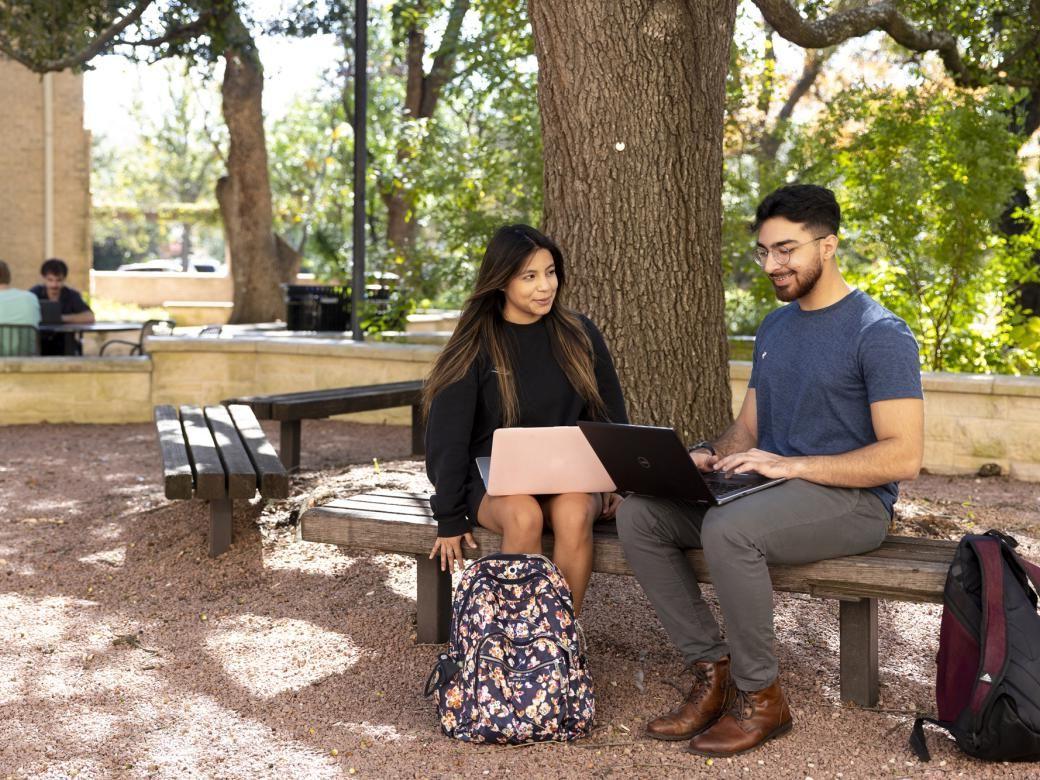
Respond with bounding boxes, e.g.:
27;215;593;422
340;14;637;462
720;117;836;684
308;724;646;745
910;530;1040;762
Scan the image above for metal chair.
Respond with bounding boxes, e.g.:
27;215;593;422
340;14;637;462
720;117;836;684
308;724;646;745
99;318;176;356
0;324;40;356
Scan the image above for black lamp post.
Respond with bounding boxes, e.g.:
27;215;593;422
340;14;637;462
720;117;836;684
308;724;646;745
350;0;367;341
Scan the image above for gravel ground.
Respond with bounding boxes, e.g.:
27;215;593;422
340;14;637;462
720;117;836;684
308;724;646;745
1;420;1038;779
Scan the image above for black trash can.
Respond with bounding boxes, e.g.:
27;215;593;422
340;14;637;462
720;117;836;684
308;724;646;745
282;285;350;331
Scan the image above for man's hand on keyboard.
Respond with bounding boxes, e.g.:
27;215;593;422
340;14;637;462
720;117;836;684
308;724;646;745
713;448;797;480
689;449;718;473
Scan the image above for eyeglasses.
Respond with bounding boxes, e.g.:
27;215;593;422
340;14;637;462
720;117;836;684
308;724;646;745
752;236;828;267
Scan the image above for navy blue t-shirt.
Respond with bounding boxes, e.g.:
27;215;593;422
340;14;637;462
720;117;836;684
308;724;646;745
749;289;922;516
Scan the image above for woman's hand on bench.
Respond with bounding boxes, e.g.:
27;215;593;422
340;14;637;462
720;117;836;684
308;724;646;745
430;532;478;572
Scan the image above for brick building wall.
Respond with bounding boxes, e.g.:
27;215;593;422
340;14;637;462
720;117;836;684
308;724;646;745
0;57;91;292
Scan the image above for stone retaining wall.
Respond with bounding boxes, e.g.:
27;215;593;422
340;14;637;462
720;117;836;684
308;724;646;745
0;357;152;424
2;338;1038;481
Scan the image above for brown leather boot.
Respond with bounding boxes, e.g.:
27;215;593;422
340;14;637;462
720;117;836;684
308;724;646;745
644;657;734;741
686;678;793;757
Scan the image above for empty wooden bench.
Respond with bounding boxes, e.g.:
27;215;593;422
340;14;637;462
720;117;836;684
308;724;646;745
154;404;289;556
300;490;957;708
225;380;425;472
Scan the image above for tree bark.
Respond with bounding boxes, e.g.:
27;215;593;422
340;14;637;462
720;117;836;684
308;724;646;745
529;0;737;440
218;18;296;324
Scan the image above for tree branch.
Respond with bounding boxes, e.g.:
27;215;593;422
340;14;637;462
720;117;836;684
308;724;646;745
759;47;830;159
122;12;217;51
750;0;999;88
419;0;470;117
0;0;155;72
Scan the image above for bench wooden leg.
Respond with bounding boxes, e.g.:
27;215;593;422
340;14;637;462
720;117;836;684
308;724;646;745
209;498;233;558
415;554;451;643
839;597;879;707
279;420;302;472
411;404;426;456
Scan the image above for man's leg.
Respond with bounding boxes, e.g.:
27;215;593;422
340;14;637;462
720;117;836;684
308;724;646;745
616;495;726;664
688;480;889;756
616;496;732;740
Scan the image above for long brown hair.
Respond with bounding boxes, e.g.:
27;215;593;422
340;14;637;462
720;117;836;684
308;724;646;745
423;224;610;427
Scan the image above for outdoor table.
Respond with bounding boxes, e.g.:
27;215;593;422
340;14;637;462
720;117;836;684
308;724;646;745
38;321;144;356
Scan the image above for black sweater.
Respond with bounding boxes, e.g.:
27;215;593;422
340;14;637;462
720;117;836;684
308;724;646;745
425;314;628;537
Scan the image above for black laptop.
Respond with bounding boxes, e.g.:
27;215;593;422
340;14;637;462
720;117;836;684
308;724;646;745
577;421;785;505
39;300;62;325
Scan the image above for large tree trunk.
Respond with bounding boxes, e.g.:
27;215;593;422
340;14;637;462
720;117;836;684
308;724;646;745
218;21;296;324
529;0;738;440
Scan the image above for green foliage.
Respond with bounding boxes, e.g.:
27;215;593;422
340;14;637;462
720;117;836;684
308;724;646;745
787;85;1040;374
91;62;226;269
267;1;541;309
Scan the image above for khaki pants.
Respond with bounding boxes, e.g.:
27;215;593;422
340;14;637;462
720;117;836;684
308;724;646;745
616;479;890;691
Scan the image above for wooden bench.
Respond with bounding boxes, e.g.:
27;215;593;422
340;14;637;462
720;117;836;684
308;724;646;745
225;380;425;472
154;404;290;556
300;490;957;708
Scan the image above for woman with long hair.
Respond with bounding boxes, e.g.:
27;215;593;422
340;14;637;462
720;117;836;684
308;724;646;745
423;224;628;613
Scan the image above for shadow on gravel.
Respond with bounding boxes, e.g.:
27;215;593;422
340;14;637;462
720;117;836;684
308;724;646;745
2;421;1036;776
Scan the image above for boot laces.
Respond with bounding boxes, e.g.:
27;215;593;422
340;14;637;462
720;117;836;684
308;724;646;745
728;689;754;721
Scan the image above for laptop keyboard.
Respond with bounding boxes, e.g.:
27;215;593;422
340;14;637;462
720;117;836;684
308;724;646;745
702;471;764;497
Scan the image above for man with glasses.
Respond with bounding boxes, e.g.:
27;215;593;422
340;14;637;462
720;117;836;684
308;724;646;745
617;184;924;757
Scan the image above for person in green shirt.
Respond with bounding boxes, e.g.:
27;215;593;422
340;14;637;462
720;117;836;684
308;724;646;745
0;259;42;355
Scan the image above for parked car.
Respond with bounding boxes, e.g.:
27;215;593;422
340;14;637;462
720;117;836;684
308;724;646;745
117;259;222;273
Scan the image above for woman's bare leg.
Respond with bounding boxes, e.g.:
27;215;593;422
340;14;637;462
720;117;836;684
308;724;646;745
544;492;601;614
476;494;545;553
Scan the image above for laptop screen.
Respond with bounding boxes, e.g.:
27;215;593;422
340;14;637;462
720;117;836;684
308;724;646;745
39;301;62;324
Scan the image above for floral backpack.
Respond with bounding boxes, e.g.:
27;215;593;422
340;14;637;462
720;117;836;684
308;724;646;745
423;553;595;743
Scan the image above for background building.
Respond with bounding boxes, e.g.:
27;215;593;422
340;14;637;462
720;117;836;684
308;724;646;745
0;57;91;291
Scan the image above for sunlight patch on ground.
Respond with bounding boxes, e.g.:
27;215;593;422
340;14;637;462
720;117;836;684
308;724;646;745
32;758;104;780
880;602;942;688
373;553;420;601
0;595;110;705
78;546;126;568
24;498;81;515
91;522;125;542
333;719;416;742
205;614;361;698
58;706;121;747
261;540;358;575
134;692;341;778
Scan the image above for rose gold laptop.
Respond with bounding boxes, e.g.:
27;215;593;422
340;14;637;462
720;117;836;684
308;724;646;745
476;426;616;496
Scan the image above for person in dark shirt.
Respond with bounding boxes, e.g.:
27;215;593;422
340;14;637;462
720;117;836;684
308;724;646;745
423;224;628;613
617;185;924;757
31;257;95;356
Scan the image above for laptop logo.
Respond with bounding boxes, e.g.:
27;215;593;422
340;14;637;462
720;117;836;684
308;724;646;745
636;456;651;470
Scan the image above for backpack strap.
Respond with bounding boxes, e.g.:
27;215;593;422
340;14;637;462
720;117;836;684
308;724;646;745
909;716;943;761
968;537;1008;716
1011;549;1040;599
985;528;1040;609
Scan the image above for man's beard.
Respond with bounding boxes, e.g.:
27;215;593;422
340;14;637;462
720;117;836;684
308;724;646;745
771;252;823;302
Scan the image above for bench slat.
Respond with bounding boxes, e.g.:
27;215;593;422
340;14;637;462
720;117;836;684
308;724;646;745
240;379;422;405
226;380;423;421
332;501;430;520
269;385;423;421
300;496;953;603
322;492;956;562
204;405;258;499
179;405;227;499
154;405;193;500
227;404;289;498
